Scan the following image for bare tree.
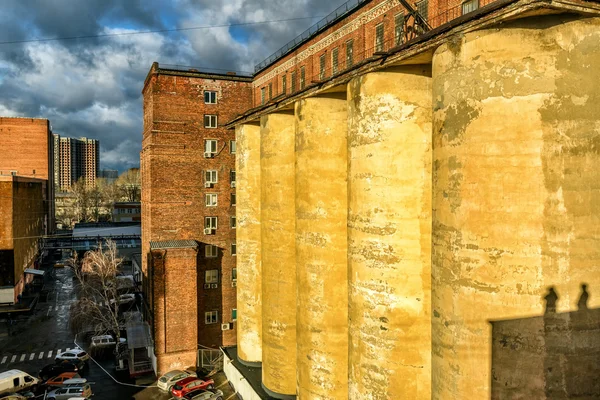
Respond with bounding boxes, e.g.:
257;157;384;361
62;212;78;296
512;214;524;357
69;241;131;355
116;168;140;202
70;179;91;222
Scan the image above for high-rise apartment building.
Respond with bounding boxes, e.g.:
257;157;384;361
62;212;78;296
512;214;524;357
141;64;252;373
53;135;99;191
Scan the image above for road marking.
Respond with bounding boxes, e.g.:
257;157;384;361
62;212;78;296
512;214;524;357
10;355;16;363
1;356;6;364
66;348;70;352
47;306;52;316
48;351;53;358
57;349;61;355
19;354;25;362
29;353;35;360
39;352;44;359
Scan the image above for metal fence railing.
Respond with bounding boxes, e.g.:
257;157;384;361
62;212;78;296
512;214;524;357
255;0;370;72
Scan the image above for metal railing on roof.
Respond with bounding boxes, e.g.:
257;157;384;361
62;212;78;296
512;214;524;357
159;63;253;77
254;0;370;73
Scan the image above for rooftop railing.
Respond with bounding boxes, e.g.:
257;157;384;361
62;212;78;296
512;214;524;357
254;0;370;73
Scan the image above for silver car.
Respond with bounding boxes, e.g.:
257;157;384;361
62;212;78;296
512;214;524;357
46;383;93;400
157;369;196;391
185;389;224;400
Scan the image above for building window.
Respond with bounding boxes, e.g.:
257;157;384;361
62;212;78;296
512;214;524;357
282;75;287;94
204;91;217;104
205;269;219;283
346;40;354;67
230;170;236;184
462;0;479;14
268;83;273;99
232;309;237;320
205;311;218;324
319;53;326;80
229;140;236;154
300;67;305;90
332;48;339;74
231;193;236;206
205;140;217;157
230;216;236;229
395;13;405;45
205;170;218;184
261;87;266;105
416;0;429;21
205;244;218;258
205;216;218;230
232;268;237;281
204;115;218;128
205;193;217;207
231;242;236;256
291;71;297;93
375;23;385;52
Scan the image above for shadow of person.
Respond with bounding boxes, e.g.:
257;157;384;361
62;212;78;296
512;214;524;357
577;283;589;311
544;286;558;314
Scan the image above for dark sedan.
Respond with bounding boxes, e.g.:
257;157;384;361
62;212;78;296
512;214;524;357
39;360;83;380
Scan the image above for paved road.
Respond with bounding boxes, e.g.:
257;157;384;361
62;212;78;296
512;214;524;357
0;258;236;400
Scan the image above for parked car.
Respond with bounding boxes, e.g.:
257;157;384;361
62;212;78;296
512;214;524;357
39;361;81;380
44;372;80;387
55;350;89;363
0;370;39;396
0;394;28;400
90;334;126;349
157;370;197;392
183;389;224;400
46;383;92;400
171;377;214;398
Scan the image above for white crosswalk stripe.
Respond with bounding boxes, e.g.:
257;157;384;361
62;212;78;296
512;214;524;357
57;349;61;354
29;353;34;360
10;355;16;363
1;356;7;364
38;352;44;359
48;350;52;358
19;354;25;362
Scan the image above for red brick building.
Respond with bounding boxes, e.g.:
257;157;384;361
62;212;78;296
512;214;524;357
141;63;252;373
0;117;55;231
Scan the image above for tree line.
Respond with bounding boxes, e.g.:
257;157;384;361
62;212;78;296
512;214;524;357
57;169;140;228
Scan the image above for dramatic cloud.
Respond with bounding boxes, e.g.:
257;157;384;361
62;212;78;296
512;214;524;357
0;0;346;171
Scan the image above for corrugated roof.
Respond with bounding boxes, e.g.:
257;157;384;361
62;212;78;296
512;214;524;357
150;240;198;250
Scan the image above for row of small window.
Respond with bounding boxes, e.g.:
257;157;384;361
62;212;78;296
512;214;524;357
204;140;236;156
205;309;236;325
204;243;236;258
205;193;236;207
204;170;236;185
204;217;237;232
204;267;236;282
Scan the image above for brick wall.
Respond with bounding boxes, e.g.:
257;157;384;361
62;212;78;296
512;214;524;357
142;65;252;358
0;117;54;231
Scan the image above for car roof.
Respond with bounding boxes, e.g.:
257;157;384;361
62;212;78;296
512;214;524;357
51;372;78;379
176;376;199;385
162;370;184;378
0;370;26;379
63;378;87;385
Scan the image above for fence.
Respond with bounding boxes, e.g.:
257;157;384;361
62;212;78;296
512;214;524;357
198;347;224;372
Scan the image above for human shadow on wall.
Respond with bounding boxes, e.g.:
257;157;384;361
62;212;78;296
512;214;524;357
490;284;600;399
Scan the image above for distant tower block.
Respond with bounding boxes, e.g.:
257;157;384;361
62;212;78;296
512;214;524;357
347;66;433;400
260;112;297;398
431;15;600;400
235;122;263;365
295;94;349;399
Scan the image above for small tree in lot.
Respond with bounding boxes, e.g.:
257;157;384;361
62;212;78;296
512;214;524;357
69;240;130;358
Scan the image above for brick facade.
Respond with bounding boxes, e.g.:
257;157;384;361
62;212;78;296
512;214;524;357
141;63;252;372
0;117;55;231
0;176;46;302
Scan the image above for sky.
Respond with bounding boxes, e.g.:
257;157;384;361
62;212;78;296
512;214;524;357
0;0;347;172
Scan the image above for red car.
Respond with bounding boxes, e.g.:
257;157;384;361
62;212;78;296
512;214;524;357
171;377;215;398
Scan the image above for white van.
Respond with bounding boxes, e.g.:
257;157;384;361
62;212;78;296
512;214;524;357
0;369;39;395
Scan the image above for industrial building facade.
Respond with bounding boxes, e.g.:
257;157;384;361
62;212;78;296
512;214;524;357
53;134;100;191
227;0;600;399
141;64;252;373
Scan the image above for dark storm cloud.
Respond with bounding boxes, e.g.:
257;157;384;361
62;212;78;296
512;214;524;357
0;0;347;171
